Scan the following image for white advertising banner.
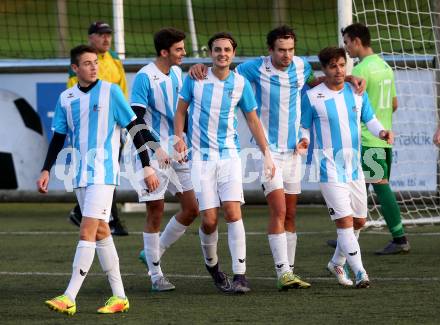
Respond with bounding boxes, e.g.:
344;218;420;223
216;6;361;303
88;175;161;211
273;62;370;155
0;69;437;194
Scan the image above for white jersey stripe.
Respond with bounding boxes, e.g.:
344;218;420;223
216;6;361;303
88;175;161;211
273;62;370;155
52;80;135;188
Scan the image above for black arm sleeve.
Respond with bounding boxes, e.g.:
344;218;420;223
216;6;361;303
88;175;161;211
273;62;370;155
42;132;67;172
125;119;152;168
184;111;189;134
131;105;161;144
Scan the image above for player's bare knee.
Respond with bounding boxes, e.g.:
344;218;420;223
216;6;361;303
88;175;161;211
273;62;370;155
201;220;217;234
270;210;287;225
353;218;366;229
284;218;296;233
271;205;286;219
223;209;242;223
146;215;162;232
96;222;110;240
284;212;296;225
79;230;95;241
334;216;354;229
183;204;199;220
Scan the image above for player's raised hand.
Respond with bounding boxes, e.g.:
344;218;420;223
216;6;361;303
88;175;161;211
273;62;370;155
36;170;50;194
174;137;188;163
433;127;440;147
155;147;171;169
295;138;309;156
263;150;276;180
144;166;159;192
379;130;394;145
188;63;208;80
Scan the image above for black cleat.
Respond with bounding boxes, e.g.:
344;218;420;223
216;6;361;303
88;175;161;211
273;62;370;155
326;239;337;248
232;274;251;294
68;205;82;227
206;264;233;293
375;240;410;255
110;218;129;236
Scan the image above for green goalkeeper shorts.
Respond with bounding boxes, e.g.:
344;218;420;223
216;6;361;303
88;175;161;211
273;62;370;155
361;146;392;181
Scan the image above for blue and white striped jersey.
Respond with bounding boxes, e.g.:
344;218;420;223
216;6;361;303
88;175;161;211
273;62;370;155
52;80;136;188
301;82;380;183
180;68;257;161
131;63;183;146
236;56;313;152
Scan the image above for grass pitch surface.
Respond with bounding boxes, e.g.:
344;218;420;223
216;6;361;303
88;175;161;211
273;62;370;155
0;203;439;324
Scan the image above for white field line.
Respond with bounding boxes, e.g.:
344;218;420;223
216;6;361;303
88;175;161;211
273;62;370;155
0;231;439;236
0;271;438;282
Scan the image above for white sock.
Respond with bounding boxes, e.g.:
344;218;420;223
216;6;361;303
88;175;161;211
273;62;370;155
268;233;290;277
332;228;360;266
64;240;96;302
96;236;125;298
143;232;163;282
199;228;218;267
227;219;246;275
159;216;187;258
336;227;365;275
285;231;297;271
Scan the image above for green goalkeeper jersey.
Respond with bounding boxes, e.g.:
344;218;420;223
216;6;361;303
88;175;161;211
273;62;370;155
352;54;396;148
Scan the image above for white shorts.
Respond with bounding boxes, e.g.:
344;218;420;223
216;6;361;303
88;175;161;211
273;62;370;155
74;184;115;222
319;179;367;220
137;160;193;202
254;151;302;196
191;158;244;211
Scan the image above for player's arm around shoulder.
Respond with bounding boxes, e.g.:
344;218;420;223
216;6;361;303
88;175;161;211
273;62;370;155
345;74;366;94
188;63;208;80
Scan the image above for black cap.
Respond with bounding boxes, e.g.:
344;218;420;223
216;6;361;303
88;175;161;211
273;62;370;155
88;21;112;35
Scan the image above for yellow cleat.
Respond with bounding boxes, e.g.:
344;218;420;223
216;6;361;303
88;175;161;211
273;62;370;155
289;273;311;289
45;294;76;316
97;296;129;314
277;271;311;291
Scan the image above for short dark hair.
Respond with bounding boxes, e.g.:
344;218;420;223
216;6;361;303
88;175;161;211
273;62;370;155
70;44;98;65
207;32;237;51
266;25;297;49
318;47;347;68
341;23;371;47
154;27;186;56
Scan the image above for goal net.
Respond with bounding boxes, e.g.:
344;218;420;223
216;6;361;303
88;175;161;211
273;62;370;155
352;0;440;226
